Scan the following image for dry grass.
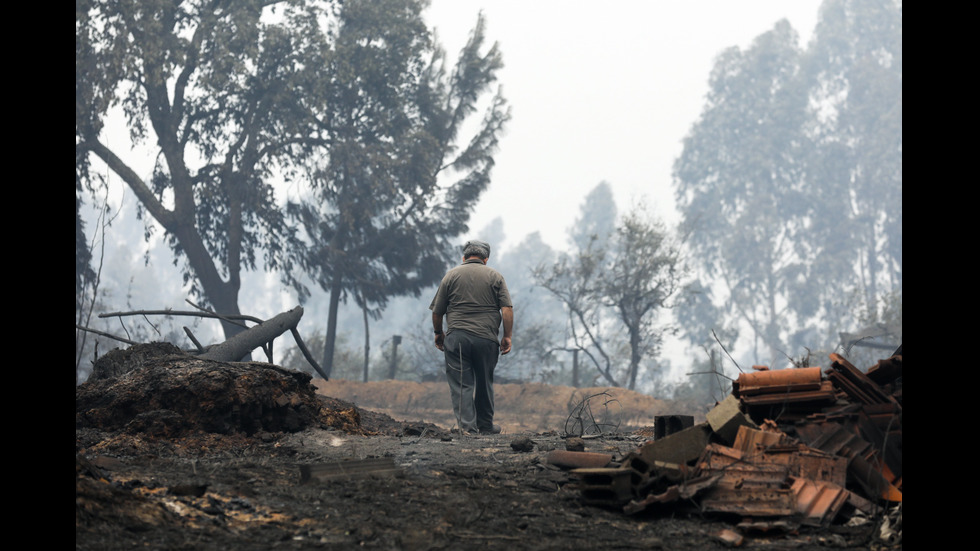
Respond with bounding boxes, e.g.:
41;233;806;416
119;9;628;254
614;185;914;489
313;379;686;434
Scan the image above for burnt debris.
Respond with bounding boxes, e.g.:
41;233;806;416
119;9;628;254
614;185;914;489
564;347;902;535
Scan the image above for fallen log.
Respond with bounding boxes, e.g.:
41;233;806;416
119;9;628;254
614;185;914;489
87;304;329;380
201;306;304;363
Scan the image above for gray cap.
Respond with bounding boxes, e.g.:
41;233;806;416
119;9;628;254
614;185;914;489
462;239;491;259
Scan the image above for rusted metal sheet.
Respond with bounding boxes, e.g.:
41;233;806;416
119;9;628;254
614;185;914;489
795;419;901;502
738;381;837;406
854;407;902;484
571;347;904;527
849;452;903;502
866;354;902;386
735;367;823;396
796;414;867;453
844;488;879;516
732;425;793;452
697;442;745;465
713;464;791;490
622;474;721;515
754;448;846;487
862;403;902;430
697;443;791;489
827;353;900;407
720;427;848;487
699;486;796;516
790;477;850;526
788;449;847;486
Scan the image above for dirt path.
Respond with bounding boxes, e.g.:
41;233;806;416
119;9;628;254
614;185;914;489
75;351;893;550
313;379;691;434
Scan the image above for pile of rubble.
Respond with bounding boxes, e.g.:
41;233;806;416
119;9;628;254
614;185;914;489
556;347;902;540
76;343;367;437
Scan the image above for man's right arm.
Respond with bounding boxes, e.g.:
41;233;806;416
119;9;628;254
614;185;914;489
432;311;445;351
500;306;513;354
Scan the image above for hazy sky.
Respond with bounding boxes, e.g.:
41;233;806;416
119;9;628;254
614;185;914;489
423;0;823;254
97;0;825;256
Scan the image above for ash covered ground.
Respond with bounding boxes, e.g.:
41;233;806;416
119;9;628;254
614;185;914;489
76;344;898;550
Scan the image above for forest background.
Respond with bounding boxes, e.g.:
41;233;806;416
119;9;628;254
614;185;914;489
76;0;901;406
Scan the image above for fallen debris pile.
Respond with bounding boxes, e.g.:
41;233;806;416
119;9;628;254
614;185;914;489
76;343;368;436
556;347;902;542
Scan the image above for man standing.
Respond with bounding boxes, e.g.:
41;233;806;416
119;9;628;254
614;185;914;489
430;240;513;435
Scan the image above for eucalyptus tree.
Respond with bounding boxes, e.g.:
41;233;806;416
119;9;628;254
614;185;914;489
287;0;509;378
673;0;902;366
673;20;810;366
76;0;333;338
569;180;618;251
801;0;902;331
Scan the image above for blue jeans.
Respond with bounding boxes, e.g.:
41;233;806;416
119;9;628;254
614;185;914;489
443;330;499;433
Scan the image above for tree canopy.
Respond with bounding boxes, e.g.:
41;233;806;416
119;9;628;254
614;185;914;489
76;0;334;338
76;0;508;359
535;187;684;390
285;0;509;377
674;19;809;365
673;0;901;366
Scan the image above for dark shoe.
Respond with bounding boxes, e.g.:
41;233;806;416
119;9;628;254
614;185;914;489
479;424;501;435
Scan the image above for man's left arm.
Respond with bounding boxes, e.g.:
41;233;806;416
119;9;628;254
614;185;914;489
500;306;513;354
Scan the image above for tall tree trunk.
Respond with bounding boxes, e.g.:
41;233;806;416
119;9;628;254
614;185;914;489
176;217;245;342
362;305;370;382
766;270;780;367
387;339;397;379
84;140;247;342
207;284;247;341
572;349;579;388
866;224;879;320
628;328;640;391
321;271;343;380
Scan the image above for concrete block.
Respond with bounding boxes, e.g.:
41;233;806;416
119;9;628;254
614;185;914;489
706;394;758;445
637;422;711;466
654;415;695;439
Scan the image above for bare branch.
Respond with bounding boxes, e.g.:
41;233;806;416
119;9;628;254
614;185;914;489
187;299;261;326
290;327;329;381
99;308;254;330
712;329;743;374
564;391;622;437
75;324;141;346
184;327;205;353
686;370;735;382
